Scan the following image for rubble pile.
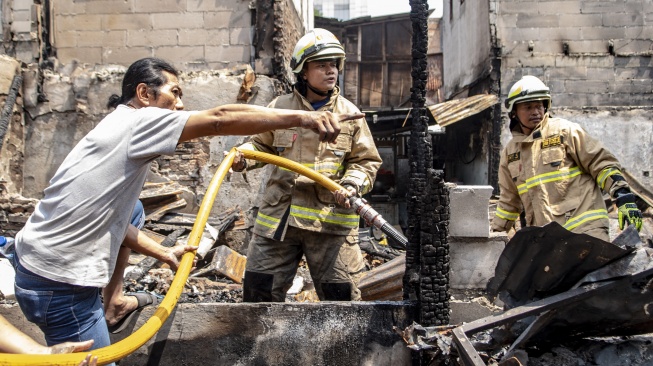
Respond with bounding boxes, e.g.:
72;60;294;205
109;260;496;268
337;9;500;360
0;194;38;236
404;218;653;366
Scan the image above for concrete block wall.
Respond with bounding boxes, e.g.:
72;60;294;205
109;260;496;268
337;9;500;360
0;0;311;216
0;0;42;63
448;185;507;289
449;233;508;289
52;0;254;70
449;185;493;238
496;0;653;107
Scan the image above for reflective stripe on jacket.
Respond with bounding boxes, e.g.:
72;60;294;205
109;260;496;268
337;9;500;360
241;86;382;240
492;115;629;240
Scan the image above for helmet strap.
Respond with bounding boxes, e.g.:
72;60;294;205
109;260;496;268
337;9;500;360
306;82;331;98
293;78;333;101
516;113;547;135
518;119;533;135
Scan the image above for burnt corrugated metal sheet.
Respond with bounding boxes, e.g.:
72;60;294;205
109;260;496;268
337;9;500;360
428;94;499;127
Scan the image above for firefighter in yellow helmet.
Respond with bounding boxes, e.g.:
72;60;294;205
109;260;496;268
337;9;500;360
491;75;642;241
233;29;382;301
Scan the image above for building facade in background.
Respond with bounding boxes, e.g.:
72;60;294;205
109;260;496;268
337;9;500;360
314;0;367;20
440;0;653;191
0;0;313;74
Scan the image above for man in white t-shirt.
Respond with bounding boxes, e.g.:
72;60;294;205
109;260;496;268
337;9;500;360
13;57;361;353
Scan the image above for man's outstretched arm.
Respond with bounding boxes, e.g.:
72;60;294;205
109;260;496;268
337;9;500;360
179;104;363;144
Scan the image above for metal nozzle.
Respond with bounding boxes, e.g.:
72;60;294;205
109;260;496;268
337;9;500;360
350;197;407;249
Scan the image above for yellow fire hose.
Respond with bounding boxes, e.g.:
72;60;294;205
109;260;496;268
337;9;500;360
0;147;351;365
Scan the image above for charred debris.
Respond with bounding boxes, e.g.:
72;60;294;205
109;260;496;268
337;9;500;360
402;222;653;365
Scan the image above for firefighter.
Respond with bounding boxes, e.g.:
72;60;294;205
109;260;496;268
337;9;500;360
233;29;382;302
491;75;642;241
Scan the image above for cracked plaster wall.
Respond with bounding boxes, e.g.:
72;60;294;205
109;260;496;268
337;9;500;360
16;63;279;217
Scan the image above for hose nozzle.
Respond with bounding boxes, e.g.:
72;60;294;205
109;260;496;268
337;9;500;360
350;197;408;249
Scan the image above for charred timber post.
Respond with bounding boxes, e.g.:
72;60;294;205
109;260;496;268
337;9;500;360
404;0;450;329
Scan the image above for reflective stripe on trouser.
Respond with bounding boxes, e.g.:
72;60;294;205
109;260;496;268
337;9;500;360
496;207;519;221
244;226;364;302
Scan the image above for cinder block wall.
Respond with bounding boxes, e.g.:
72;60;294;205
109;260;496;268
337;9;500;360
496;0;653;107
53;0;254;70
493;0;653;187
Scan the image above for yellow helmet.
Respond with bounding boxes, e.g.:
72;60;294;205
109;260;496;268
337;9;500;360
505;75;551;112
290;28;346;74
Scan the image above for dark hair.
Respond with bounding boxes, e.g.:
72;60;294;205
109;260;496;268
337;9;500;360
107;57;179;109
294;76;309;97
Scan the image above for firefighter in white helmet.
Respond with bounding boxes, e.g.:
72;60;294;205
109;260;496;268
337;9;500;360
491;75;642;241
233;29;382;301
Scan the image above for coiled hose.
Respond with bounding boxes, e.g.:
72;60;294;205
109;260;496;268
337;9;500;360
0;147;406;365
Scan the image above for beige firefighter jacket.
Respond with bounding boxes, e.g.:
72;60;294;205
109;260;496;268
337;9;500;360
239;86;382;241
492;114;629;239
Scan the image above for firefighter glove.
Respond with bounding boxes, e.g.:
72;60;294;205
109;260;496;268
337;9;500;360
616;192;643;231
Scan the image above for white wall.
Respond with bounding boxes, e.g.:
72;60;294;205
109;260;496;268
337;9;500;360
294;0;314;31
441;1;492;98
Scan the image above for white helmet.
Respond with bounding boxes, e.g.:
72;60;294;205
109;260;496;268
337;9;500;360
505;75;551;112
290;28;346;74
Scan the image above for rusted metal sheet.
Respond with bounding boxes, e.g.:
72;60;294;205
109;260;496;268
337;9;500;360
359;254;405;301
427;94;499;127
191;245;246;283
237;64;256;102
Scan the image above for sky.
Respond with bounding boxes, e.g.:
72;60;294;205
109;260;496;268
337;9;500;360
367;0;443;18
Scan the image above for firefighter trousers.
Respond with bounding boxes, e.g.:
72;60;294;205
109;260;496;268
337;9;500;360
243;226;365;302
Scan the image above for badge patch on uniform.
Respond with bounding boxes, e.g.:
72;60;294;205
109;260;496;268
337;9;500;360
507;152;520;163
541;135;563;148
273;130;296;148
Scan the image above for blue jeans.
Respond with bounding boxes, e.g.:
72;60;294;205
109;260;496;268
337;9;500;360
13;255;111;351
12;200;144;361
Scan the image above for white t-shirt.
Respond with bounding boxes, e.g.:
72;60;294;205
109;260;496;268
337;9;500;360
16;105;191;287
